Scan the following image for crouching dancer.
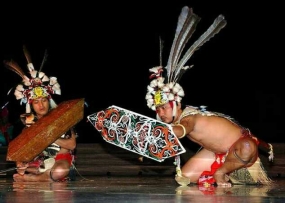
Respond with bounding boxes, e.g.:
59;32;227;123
145;6;273;187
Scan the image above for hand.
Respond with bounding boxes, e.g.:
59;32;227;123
16;162;28;175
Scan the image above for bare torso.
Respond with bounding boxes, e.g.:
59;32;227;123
183;114;243;153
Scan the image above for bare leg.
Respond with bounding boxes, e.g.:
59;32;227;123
214;137;258;187
178;148;215;185
49;160;70;181
13;159;71;182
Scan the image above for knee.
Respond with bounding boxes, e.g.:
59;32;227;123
240;139;257;155
234;139;258;165
50;166;70;181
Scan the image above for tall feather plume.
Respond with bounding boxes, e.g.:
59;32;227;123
23;44;36;73
23;45;32;64
159;36;163;66
166;6;200;83
39;49;48;73
3;60;27;80
174;15;227;82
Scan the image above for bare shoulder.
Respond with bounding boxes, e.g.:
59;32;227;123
179;114;196;130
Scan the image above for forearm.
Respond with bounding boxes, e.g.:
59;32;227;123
54;133;76;150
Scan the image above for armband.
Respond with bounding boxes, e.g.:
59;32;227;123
175;124;186;139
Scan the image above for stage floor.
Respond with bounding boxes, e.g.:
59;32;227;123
1;175;285;203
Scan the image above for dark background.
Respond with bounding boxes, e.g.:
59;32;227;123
0;1;284;143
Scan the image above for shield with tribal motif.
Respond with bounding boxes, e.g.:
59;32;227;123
87;105;186;162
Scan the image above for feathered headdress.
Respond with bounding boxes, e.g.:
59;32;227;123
3;45;61;113
145;6;227;112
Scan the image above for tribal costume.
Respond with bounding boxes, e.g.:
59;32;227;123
4;45;77;181
144;6;273;186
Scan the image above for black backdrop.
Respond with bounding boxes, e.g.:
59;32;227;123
0;1;284;143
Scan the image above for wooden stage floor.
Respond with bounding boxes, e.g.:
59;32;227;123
1;175;285;203
1;142;285;202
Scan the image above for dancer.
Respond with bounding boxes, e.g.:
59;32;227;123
4;45;77;182
145;6;273;187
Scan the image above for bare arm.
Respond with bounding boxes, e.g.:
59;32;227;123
172;116;195;139
54;129;77;150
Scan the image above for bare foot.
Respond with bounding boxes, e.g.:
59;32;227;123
214;171;232;187
13;173;52;182
13;173;27;182
175;175;190;186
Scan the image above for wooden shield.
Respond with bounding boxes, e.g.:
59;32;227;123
6;98;85;162
87;105;186;162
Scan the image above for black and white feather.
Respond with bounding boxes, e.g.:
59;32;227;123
165;6;227;83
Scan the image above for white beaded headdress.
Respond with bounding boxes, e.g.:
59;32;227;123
145;6;227;113
4;45;61;113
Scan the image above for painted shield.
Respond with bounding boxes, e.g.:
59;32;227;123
87;105;186;162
